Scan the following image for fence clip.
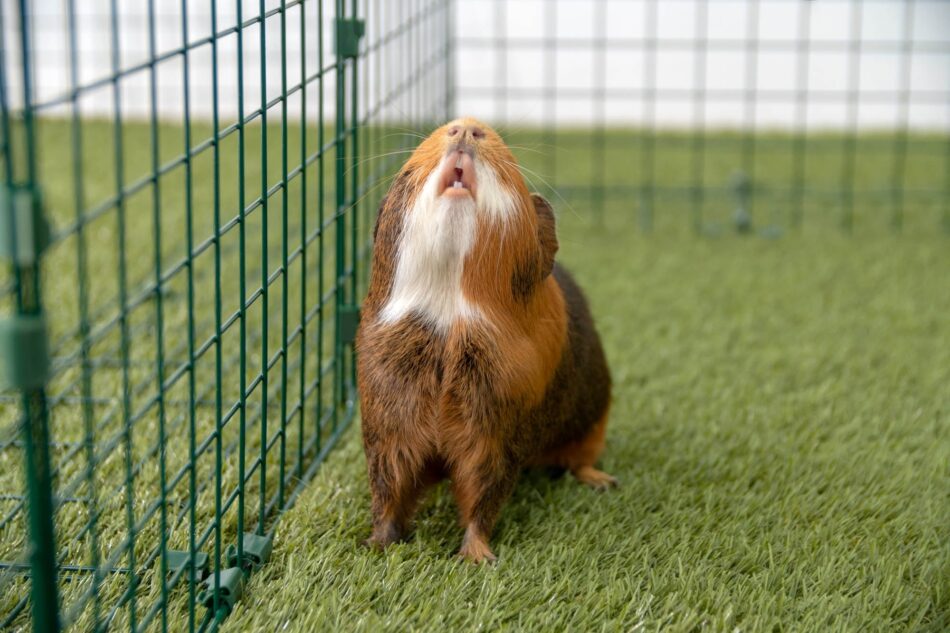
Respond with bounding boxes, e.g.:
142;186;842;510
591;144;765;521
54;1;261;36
730;171;753;234
198;567;244;618
226;531;273;572
0;315;49;390
165;550;209;581
335;18;365;59
0;184;50;265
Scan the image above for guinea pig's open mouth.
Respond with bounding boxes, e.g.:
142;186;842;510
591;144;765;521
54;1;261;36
440;150;477;200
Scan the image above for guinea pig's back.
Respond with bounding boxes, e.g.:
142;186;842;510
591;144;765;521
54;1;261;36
556;261;611;415
522;263;611;458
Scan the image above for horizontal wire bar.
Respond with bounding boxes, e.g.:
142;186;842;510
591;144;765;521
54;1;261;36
456;36;950;53
457;86;950;104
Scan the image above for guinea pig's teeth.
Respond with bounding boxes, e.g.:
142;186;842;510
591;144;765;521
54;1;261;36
453;180;463;189
455;155;463;169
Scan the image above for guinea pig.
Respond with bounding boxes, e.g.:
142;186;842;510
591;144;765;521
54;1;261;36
356;117;615;563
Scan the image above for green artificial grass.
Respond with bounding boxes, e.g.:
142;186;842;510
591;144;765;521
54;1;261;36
220;230;949;632
1;119;947;631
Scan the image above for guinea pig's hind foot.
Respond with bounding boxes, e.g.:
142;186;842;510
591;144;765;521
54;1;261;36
458;526;498;565
572;466;619;491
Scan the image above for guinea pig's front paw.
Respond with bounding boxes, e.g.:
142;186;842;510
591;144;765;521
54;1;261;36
572;465;619;491
363;522;404;550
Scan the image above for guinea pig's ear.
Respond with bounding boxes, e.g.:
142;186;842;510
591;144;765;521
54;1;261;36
531;193;558;280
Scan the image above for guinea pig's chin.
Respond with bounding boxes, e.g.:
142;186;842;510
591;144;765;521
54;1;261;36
440;186;473;202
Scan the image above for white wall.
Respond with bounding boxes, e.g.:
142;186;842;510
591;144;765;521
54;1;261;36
4;0;949;130
453;0;950;130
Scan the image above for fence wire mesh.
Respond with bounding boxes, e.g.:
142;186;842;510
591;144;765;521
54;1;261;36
0;0;948;631
0;0;451;630
455;0;949;235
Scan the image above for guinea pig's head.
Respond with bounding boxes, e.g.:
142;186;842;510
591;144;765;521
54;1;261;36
398;116;531;223
372;117;557;315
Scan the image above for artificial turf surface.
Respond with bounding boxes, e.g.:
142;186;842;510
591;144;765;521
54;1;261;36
1;119;947;631
221;229;949;632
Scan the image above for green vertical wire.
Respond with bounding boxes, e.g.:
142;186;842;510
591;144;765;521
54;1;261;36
445;0;455;118
278;0;289;513
257;0;270;539
891;0;914;232
349;0;360;401
146;1;170;628
945;122;950;234
317;0;325;451
544;1;556;204
334;0;345;428
591;0;606;228
0;3;11;186
791;0;811;229
691;0;708;234
362;0;370;286
944;132;950;233
179;0;199;629
370;0;378;294
210;0;225;621
5;0;24;306
493;0;505;125
66;0;102;627
297;0;308;484
841;0;862;232
415;0;422;130
109;0;137;626
741;0;760;230
12;1;60;630
640;0;656;232
235;0;248;574
405;0;412;127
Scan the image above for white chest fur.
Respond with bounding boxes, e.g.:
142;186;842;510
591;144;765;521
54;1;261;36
380;171;479;330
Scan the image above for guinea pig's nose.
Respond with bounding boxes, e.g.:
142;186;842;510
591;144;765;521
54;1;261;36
465;125;485;141
449;124;485;143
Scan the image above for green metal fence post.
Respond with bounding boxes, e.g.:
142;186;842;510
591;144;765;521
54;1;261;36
334;2;365;417
334;0;347;425
4;1;60;631
348;0;362;397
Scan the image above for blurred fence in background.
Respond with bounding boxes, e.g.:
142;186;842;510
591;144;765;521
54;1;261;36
453;0;950;234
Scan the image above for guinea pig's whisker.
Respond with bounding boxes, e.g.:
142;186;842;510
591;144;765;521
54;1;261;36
496;158;581;221
504;144;546;155
343;150;416;177
349;172;399;213
379;131;427;142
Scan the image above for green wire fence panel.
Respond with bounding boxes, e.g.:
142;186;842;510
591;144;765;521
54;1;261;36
0;0;452;630
455;0;949;235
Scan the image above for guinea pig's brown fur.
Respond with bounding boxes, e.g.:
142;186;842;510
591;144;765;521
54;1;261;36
356;117;614;563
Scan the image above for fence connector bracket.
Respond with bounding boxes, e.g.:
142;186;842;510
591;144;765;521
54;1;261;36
0;315;49;390
165;550;209;581
226;531;273;572
335;18;365;59
0;184;50;265
198;567;244;618
730;171;753;234
339;305;361;345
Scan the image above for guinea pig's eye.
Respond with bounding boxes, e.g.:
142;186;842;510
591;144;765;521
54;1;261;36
448;127;459;137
